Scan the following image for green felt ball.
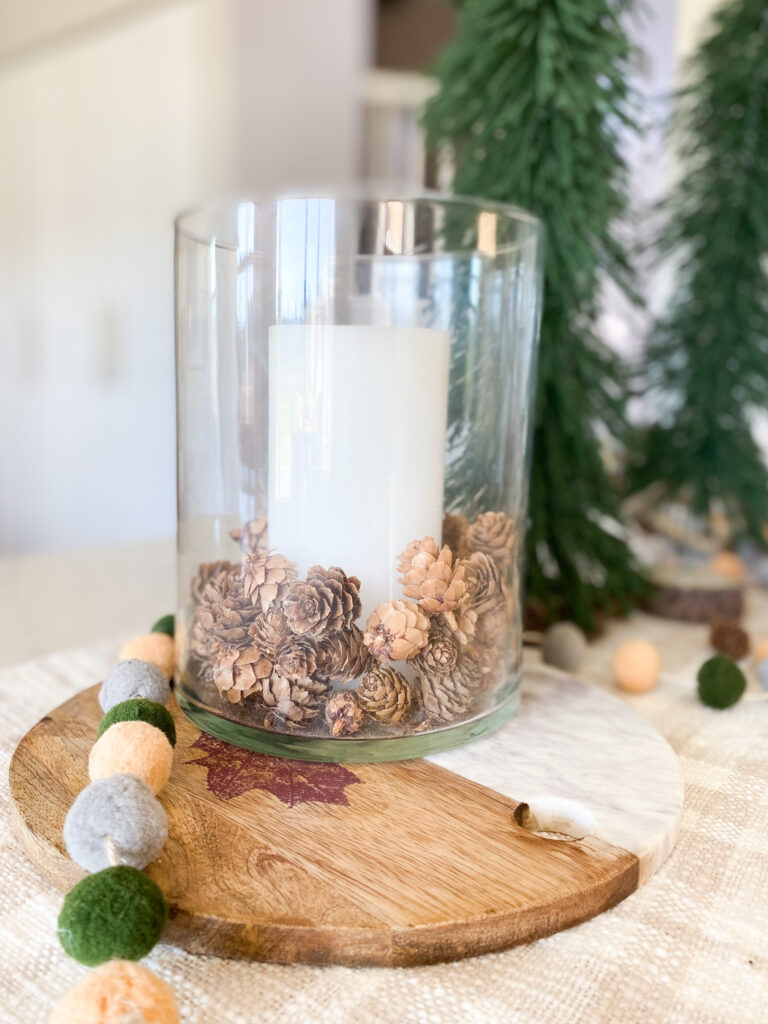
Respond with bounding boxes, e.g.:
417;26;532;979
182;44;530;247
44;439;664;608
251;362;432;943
697;655;746;709
57;866;167;966
98;699;176;747
151;614;175;638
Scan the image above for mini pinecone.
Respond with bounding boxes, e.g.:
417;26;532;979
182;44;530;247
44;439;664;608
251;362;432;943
465;551;505;614
364;600;430;661
212;645;274;704
324;691;365;736
274;636;318;682
418;651;482;723
472;640;502;688
413;623;459;676
465;512;516;568
242;551;298;613
261;671;327;726
398;536;469;618
190;560;237;607
248;607;290;653
442;513;469;558
357;665;412;724
315;625;371;682
284;566;362;637
445;603;478;647
475;603;509;647
229;516;269;554
190;563;252;660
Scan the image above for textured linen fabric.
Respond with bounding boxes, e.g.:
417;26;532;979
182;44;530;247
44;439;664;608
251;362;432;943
2;614;768;1024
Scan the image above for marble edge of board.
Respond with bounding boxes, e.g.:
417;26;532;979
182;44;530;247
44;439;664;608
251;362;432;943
428;665;684;883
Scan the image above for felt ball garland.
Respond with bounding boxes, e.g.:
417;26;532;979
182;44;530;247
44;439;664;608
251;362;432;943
64;774;167;873
100;659;171;712
51;615;180;1024
50;960;179;1024
151;613;176;638
58;866;168;966
98;698;177;747
89;720;174;794
118;633;175;679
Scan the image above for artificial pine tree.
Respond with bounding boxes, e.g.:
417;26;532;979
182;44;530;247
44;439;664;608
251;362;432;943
631;0;768;542
424;0;647;630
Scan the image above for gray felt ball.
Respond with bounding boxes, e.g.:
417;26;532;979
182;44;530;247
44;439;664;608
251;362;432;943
63;774;168;873
100;659;171;713
541;621;589;672
757;657;768;692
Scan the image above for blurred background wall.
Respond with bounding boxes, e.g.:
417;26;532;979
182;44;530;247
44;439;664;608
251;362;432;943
0;0;717;557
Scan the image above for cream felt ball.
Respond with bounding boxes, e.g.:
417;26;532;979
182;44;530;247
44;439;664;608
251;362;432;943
100;660;170;713
118;633;175;679
63;774;168;873
612;639;661;693
89;721;174;795
49;960;179;1024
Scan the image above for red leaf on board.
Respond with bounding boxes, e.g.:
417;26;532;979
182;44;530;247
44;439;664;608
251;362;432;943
186;733;361;807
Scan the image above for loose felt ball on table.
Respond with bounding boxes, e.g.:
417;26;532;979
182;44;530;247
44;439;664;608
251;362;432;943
756;657;768;692
99;698;176;747
49;960;179;1024
100;659;171;713
63;774;168;873
708;551;748;581
612;639;661;693
697;655;746;709
89;720;174;795
119;633;175;679
540;621;588;672
57;865;168;966
709;619;750;660
151;613;175;638
753;636;768;665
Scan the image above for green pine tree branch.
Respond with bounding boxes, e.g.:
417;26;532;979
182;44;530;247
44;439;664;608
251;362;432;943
631;0;768;542
425;0;648;630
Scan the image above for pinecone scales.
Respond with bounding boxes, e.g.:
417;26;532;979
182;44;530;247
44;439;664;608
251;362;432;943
284;566;361;637
262;671;327;727
358;665;412;724
418;651;482;723
242;552;297;613
465;512;516;568
315;625;371;682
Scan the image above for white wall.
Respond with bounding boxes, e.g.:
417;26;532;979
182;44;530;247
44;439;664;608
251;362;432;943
0;0;370;555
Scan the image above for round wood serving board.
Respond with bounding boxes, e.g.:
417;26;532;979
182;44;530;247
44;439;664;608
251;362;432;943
9;666;682;967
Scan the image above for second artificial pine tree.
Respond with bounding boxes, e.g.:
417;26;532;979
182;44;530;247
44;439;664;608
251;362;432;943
425;0;647;630
631;0;768;542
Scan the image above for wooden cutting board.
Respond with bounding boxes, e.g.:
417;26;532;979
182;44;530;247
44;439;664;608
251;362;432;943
9;666;682;967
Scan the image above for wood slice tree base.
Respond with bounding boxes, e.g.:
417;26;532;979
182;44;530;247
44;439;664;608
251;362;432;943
9;666;682;967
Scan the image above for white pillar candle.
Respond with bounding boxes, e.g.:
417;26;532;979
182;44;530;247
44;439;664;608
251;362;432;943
268;324;450;623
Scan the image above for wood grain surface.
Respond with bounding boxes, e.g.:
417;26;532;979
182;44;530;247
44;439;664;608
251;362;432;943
10;684;642;966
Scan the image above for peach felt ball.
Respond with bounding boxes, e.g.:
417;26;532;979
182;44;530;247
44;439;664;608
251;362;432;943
612;639;661;694
89;720;173;795
49;960;179;1024
708;551;747;581
753;636;768;665
119;633;175;679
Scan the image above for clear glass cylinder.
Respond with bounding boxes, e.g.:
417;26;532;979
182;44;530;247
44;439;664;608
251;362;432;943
175;193;543;762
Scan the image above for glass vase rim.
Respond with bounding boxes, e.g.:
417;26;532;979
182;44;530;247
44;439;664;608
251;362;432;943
174;187;542;261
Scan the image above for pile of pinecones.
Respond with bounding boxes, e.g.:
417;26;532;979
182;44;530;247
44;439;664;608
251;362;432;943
186;510;516;736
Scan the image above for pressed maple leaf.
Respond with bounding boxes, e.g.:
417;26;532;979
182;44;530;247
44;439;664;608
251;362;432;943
186;733;361;807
